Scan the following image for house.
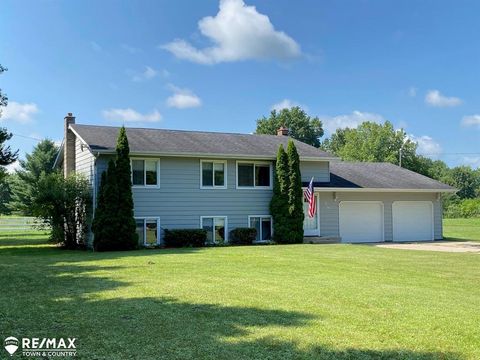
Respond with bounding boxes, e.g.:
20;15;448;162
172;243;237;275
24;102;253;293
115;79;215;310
54;113;455;246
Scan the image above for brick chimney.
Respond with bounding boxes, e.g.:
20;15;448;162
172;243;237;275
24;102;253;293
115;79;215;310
64;112;76;177
277;126;289;136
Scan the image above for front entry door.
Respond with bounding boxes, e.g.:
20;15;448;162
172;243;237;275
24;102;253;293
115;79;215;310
303;194;319;236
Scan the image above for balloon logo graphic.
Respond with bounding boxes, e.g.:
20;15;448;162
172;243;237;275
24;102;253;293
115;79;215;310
4;337;19;356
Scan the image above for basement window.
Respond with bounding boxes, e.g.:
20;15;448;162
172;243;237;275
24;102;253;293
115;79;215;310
248;216;272;242
135;217;160;246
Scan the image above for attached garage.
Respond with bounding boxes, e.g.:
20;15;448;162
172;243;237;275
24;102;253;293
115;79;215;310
393;201;434;242
339;201;384;243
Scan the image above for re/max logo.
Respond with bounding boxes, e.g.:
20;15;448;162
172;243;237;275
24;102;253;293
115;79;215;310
22;338;76;349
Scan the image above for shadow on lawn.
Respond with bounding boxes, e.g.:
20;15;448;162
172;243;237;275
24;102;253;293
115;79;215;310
44;296;462;360
0;234;465;359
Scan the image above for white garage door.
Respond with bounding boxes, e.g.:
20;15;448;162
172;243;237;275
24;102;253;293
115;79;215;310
393;201;433;242
339;202;384;243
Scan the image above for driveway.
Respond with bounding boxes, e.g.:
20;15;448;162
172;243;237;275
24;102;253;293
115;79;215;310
373;241;480;253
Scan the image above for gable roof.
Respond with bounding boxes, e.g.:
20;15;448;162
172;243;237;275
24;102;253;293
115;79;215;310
306;162;455;192
70;124;335;160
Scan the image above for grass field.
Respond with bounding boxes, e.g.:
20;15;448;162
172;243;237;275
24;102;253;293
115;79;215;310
444;218;480;242
0;219;479;359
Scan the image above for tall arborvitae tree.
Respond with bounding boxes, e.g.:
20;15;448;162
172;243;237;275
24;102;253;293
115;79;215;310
270;145;291;243
93;127;139;251
93;159;125;251
114;127;138;250
286;140;304;243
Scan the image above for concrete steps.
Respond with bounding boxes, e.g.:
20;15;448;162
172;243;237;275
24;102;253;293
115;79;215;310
303;236;341;244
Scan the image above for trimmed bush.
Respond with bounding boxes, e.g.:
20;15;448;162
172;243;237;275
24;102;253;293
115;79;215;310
163;229;207;248
230;228;257;245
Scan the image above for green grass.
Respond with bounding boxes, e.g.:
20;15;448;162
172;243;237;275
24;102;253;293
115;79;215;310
444;218;480;242
0;226;479;360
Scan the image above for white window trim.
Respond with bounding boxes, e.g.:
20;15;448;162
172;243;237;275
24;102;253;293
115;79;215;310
236;161;273;190
131;158;160;188
200;216;228;243
248;215;273;242
200;159;228;189
135;217;161;246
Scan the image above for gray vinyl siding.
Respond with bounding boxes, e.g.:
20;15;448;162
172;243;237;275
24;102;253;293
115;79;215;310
95;156;273;241
318;192;340;237
318;192;443;240
75;138;95;183
300;161;329;182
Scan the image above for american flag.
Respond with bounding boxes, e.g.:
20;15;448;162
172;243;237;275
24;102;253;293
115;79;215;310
304;177;316;218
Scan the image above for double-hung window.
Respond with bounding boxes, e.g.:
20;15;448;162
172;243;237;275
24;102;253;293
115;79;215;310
135;217;160;246
248;216;272;242
237;162;272;189
201;216;227;244
201;160;227;189
132;159;160;187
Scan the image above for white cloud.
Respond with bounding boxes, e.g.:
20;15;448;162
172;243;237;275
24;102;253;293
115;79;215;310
132;66;159;82
166;85;202;109
161;0;301;64
461;114;480;129
408;87;417;97
271;99;302;112
1;101;39;124
321;111;385;134
102;108;162;123
425;90;462;107
409;135;442;157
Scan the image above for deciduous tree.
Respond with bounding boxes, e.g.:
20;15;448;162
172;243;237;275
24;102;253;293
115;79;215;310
256;107;324;147
33;173;91;249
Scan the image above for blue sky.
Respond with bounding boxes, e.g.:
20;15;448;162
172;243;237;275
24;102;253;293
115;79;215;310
1;0;480;169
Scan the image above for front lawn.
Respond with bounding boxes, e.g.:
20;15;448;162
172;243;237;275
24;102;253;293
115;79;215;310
0;230;479;359
444;218;480;242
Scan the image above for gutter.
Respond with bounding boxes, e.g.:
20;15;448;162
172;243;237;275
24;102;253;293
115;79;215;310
308;187;457;193
90;149;338;162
